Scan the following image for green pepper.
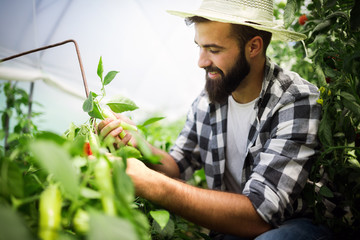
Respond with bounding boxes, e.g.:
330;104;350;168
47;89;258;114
73;208;89;235
38;184;62;240
94;157;116;216
88;130;100;155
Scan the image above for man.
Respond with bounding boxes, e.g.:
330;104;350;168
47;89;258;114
98;0;332;239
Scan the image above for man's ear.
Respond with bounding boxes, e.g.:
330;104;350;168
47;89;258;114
247;36;263;58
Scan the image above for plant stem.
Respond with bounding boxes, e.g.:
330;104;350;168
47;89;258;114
3;82;12;152
11;195;40;210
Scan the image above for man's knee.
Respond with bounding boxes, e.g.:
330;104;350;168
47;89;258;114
255;218;332;240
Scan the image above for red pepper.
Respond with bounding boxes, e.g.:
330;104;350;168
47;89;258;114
299;14;308;25
83;142;93;156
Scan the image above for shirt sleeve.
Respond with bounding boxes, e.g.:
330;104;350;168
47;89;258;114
243;78;322;227
169;95;203;181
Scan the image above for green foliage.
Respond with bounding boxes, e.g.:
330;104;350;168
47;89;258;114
282;0;360;238
139;116;184;152
0;57;209;240
150;210;170;230
0;82;40;152
135;116;209;239
0;59;153;240
0;127;152;239
106;95;139;113
83;57;138;120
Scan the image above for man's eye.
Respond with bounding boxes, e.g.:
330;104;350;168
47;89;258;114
209;49;220;54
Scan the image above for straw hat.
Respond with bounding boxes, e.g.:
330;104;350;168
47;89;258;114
167;0;306;42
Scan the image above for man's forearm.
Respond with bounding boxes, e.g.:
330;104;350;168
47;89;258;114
133;164;271;237
145;145;180;179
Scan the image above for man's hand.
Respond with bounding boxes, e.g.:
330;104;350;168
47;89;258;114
126;158;154;196
97;113;137;148
97;112;180;179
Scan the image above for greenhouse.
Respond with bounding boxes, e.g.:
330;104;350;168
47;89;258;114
1;0;359;239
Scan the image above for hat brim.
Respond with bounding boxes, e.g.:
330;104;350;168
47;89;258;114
167;9;307;42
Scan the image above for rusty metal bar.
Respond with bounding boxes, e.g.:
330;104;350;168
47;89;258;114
0;39;89;98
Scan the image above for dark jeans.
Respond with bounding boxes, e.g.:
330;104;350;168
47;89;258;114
211;218;332;240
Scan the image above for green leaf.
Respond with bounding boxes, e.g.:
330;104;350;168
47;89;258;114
193;168;206;185
319;185;334;198
134;133;161;164
69;135;86;156
284;0;297;28
30;140;79;200
88;211;138;240
88;99;104;120
325;0;337;8
340;92;360;118
340;91;358;103
0;160;24;198
342;99;360;118
348;158;360;169
106;95;138;113
36;131;67;145
313;20;331;33
318;111;333;146
66;122;77;141
343;51;360;73
150;210;170;230
325;11;348;21
153;217;174;238
113;160;134;205
0;206;33;240
104;71;119;86
83;91;100;116
116;146;142;159
83;91;94;113
97;56;103;82
0;129;4;141
141;117;165;127
315;64;326;84
323;67;338;78
132;210;151;239
91;91;99;98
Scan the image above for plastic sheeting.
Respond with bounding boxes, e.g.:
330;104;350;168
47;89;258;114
0;0;203;133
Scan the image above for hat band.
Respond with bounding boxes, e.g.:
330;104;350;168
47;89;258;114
200;0;273;23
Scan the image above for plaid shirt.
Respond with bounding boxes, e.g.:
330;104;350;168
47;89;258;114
169;58;321;227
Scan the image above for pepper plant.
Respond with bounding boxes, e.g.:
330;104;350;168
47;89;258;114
0;57;209;240
0;59;154;240
280;0;360;238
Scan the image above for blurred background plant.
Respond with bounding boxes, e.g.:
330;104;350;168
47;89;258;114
0;81;41;155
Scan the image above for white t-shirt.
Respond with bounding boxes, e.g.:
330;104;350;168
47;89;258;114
224;95;258;193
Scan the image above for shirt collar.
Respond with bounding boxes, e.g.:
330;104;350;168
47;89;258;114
259;58;275;101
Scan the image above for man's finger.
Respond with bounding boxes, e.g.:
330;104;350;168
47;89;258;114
99;119;122;139
97;118;113;132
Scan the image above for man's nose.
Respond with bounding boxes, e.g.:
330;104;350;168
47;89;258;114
198;49;212;69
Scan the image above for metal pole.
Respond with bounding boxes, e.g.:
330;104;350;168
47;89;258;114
0;39;89;98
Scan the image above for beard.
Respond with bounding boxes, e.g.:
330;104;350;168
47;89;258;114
204;51;250;104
